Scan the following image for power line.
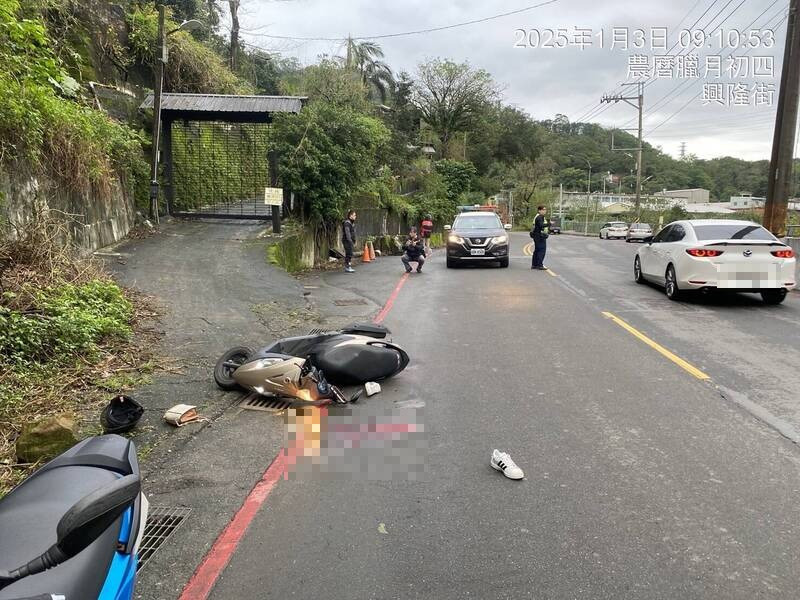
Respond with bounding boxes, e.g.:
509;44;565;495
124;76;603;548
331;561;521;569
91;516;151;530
646;8;789;135
637;0;782;121
236;0;561;42
573;0;731;123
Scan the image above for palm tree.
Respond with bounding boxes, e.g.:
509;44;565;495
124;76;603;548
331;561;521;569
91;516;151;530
343;38;395;104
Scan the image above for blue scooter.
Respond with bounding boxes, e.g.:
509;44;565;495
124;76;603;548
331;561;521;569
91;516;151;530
0;435;147;600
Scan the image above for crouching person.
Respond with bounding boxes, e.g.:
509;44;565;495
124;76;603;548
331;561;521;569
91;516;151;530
401;229;426;273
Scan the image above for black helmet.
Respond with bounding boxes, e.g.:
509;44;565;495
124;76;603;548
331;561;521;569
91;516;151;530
101;395;144;434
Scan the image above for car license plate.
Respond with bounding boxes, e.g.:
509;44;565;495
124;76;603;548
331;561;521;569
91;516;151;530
717;264;778;288
470;249;485;256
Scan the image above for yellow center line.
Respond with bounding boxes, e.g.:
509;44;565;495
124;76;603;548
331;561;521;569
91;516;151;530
523;243;533;256
601;311;710;381
546;268;558;277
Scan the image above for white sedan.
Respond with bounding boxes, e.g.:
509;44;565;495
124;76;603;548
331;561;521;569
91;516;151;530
634;220;797;304
600;221;629;239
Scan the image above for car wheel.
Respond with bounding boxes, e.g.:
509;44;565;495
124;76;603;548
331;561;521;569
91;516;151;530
634;255;645;284
664;265;682;301
499;257;509;268
446;257;456;268
599;232;603;239
625;238;631;243
761;289;787;305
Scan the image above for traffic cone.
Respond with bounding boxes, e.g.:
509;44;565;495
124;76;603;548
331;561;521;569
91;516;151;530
362;241;372;262
367;240;376;261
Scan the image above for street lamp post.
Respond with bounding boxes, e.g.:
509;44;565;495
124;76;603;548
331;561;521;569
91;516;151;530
149;7;203;225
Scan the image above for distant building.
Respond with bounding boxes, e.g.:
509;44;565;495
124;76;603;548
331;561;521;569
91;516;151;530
654;188;710;204
730;193;766;209
684;202;736;214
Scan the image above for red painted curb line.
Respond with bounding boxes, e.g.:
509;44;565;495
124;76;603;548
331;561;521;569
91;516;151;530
374;272;409;324
178;452;286;600
177;270;410;600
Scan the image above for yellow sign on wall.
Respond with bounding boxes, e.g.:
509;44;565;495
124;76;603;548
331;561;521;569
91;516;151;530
264;187;283;206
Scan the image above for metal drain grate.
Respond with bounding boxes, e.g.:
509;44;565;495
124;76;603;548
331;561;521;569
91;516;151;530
239;394;293;412
137;506;191;571
334;298;367;306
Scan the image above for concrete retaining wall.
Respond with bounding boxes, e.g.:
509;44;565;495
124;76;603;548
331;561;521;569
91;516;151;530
0;170;135;254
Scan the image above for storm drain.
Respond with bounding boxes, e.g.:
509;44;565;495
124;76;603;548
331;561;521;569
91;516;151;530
334;298;367;306
239;394;293;412
137;506;192;571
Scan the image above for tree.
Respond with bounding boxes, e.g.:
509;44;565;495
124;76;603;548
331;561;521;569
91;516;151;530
228;0;239;71
301;60;369;111
411;59;498;158
434;159;477;201
344;39;395;103
272;102;390;226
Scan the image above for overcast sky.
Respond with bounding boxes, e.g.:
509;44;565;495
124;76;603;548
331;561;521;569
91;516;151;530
233;0;790;161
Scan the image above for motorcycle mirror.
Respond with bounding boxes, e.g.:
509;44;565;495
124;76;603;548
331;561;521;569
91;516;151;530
0;474;140;590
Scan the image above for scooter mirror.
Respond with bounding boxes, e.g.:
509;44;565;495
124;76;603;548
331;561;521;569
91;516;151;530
56;473;140;558
0;474;140;590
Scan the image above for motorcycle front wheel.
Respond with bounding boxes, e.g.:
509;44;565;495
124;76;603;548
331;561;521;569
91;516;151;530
214;346;253;390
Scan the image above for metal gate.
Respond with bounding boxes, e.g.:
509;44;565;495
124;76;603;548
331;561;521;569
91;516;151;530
165;120;279;219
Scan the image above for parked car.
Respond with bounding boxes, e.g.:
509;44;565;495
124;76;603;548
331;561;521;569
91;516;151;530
600;221;629;239
445;211;511;268
626;222;653;242
549;217;561;234
633;219;797;304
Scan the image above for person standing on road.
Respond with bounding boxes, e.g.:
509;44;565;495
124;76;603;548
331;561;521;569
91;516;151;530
401;229;426;273
342;209;357;273
420;214;434;252
530;205;550;270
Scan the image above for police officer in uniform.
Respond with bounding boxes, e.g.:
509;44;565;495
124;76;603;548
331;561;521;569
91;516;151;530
530;205;550;270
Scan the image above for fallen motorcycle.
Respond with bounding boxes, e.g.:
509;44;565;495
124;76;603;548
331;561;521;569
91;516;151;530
215;351;361;405
0;435;147;600
215;322;409;390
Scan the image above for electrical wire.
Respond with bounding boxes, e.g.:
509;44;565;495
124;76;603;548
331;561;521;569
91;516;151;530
634;0;782;123
645;8;788;135
234;0;561;42
572;0;732;123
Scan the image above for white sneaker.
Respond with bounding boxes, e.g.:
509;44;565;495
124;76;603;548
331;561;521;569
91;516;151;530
491;449;524;480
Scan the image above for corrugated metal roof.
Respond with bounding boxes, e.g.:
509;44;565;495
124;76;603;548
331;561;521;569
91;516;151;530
139;93;306;113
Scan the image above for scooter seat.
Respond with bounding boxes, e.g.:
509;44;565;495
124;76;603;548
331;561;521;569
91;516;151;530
0;465;122;599
340;323;389;338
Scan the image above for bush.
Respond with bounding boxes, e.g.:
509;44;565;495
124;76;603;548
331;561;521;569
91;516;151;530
0;0;146;197
127;5;252;95
0;280;133;365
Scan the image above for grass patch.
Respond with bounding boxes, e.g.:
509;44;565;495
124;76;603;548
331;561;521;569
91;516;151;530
0;210;163;496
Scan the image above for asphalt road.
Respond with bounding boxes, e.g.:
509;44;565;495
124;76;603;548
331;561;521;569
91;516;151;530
204;234;800;600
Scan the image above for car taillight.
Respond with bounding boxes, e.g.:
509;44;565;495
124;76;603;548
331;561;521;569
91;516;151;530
771;249;795;258
686;248;724;257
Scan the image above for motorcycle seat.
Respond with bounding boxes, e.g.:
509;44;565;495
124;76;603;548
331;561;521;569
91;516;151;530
340;323;389;338
0;465;122;599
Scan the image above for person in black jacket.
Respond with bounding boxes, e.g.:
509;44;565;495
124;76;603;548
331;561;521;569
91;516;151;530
530;205;550;270
342;210;357;273
401;229;426;273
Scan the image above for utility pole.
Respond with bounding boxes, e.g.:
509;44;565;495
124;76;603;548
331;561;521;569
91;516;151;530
148;10;202;225
764;0;800;237
603;81;644;216
679;142;687;159
149;4;166;225
583;158;591;235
